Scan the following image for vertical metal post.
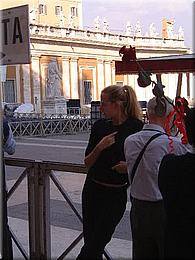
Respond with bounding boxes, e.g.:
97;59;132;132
0;80;4;260
176;73;183;97
28;161;51;259
186;72;190;98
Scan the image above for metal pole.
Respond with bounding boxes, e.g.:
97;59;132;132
0;78;4;259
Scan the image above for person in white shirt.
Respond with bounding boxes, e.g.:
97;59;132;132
124;96;188;260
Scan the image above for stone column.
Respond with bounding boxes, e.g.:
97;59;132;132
62;57;71;99
127;74;133;86
70;57;79;99
127;74;135;88
97;59;104;99
31;55;41;112
22;64;31;104
92;67;97;100
123;75;128;85
104;60;112;87
15;65;21;103
111;62;116;85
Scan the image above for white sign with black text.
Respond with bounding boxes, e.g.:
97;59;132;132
0;5;30;65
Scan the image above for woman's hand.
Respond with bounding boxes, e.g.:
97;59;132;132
97;131;118;152
112;161;127;174
84;131;117;169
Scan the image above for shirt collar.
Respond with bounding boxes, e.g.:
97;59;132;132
143;123;166;133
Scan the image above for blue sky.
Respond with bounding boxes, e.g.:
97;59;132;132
82;0;194;49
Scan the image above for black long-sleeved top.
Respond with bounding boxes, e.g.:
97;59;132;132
85;118;143;185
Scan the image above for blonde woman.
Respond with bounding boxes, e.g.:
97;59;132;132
77;85;143;259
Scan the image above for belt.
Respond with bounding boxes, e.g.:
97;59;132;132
131;197;163;205
92;179;128;188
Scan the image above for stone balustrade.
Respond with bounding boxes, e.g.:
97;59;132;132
29;24;185;49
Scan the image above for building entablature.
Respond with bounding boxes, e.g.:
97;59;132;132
30;24;186;50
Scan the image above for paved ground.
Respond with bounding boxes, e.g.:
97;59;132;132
5;133;133;259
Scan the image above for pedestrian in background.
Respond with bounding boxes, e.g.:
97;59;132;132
2;115;16;259
158;107;195;260
124;96;188;260
77;85;143;259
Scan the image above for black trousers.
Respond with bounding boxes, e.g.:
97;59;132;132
77;178;127;260
130;198;166;260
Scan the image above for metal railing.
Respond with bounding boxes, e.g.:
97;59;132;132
7;109;147;137
9;116;91;137
5;158;112;260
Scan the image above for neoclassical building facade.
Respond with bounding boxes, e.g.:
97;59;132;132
1;0;192;113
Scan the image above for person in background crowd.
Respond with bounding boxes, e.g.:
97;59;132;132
124;96;189;260
77;85;143;259
2;115;16;259
158;107;195;260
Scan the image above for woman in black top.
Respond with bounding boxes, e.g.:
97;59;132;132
77;85;143;259
158;107;195;260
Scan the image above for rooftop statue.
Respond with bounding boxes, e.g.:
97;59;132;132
178;26;184;40
134;20;142;37
94;16;101;31
167;19;174;38
125;21;133;36
102;17;109;33
149;23;158;37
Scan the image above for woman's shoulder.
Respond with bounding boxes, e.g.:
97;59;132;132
91;118;112;133
125;117;144;129
93;118;111;127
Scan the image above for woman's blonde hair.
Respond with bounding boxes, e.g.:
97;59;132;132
101;85;142;120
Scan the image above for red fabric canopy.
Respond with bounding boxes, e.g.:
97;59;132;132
115;53;195;74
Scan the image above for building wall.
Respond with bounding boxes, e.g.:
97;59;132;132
1;1;192;112
1;0;82;28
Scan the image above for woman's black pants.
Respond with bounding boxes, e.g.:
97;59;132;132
77;178;127;260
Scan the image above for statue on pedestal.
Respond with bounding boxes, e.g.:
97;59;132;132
178;26;184;40
46;58;62;98
134;20;142;37
125;21;133;36
94;16;101;31
167;19;174;38
149;23;158;37
102;18;109;33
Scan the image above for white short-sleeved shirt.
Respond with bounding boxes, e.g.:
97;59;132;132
124;123;189;201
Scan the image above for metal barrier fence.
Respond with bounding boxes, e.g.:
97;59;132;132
8;109;147;137
9;115;91;137
5;158;112;260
